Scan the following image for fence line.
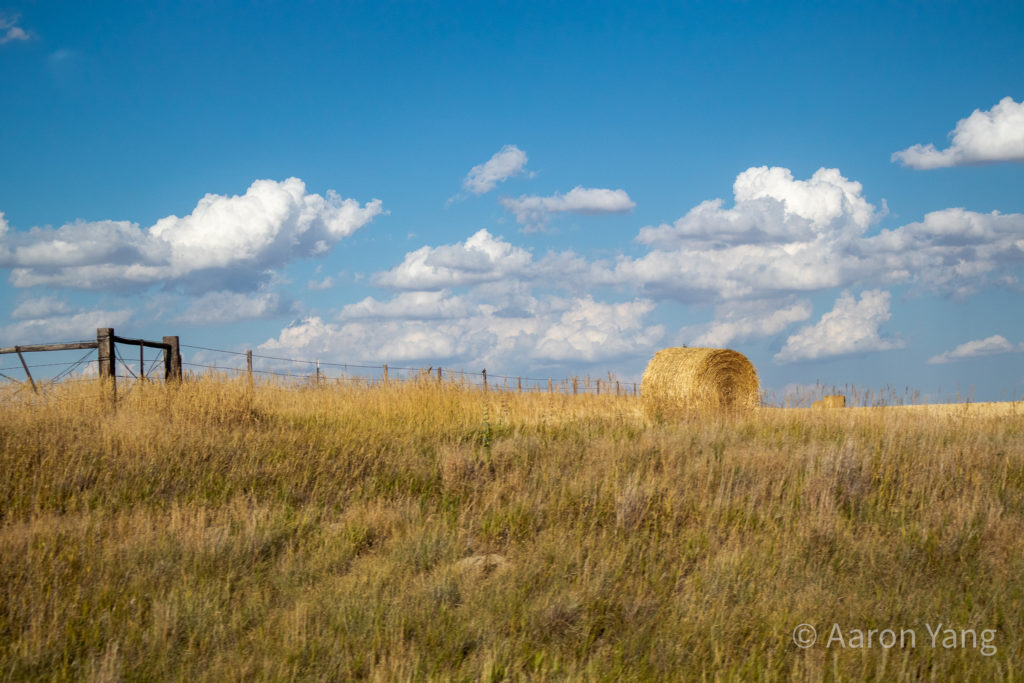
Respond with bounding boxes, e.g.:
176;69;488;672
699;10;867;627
0;329;641;398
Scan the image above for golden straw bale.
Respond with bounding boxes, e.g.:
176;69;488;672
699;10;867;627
811;394;846;409
641;347;759;418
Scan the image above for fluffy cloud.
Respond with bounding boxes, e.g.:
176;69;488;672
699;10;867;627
598;166;1024;303
0;307;133;345
307;276;334;291
361;163;1023;370
340;290;475;321
177;290;294;325
637;167;876;248
689;300;812;347
892;97;1024;169
462;145;529;194
0;15;28;44
862;208;1024;297
928;335;1024;364
11;296;72;320
374;229;571;290
1;179;383;290
532;297;662;362
774;290;904;364
501;186;636;230
261;293;662;369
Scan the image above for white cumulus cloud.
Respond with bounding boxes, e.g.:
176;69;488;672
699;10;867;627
11;296;72;320
500;186;636;230
307;276;335;291
340;290;474;321
1;179;383;290
928;335;1024;364
0;308;133;345
462;145;529;195
177;290;294;325
774;290;904;364
892;97;1024;169
690;300;812;347
597;166;1024;304
261;293;662;370
636;166;877;249
373;229;533;290
0;15;29;44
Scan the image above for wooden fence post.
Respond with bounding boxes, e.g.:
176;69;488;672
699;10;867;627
596;379;601;395
383;364;388;384
482;369;487;392
572;377;578;396
97;328;116;400
437;366;442;383
98;327;115;381
245;349;253;387
548;378;552;393
162;336;181;382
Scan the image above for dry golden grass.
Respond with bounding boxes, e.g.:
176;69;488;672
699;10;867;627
1;375;1023;680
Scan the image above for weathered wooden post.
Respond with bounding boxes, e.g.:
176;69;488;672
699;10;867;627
517;376;522;393
98;327;115;380
383;363;388;384
162;335;181;382
437;366;442;383
245;349;253;387
482;369;487;392
572;377;578;396
596;379;601;395
97;328;116;400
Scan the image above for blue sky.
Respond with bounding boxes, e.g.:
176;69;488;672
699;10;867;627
1;1;1023;401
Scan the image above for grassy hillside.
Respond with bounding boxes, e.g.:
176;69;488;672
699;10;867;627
1;378;1022;680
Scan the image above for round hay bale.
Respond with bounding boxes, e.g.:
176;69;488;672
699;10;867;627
641;347;759;417
812;394;846;409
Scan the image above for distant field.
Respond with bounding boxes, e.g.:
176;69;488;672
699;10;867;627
1;378;1022;680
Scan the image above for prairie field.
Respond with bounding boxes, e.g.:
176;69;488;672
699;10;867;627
1;377;1023;681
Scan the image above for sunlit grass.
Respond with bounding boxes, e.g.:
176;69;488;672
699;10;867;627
1;376;1022;680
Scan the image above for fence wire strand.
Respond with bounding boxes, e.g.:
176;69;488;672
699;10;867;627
3;336;640;397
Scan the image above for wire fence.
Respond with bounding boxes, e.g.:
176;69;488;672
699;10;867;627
178;343;639;396
0;334;641;400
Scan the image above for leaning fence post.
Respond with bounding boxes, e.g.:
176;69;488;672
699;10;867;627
14;347;37;394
